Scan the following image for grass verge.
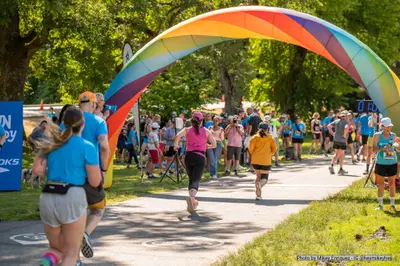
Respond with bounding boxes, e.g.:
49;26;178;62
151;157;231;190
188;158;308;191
214;179;400;266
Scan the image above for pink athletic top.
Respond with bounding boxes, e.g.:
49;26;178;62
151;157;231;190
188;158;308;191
186;126;207;156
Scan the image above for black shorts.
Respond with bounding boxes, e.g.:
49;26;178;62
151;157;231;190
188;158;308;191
375;163;398;177
347;134;354;144
361;135;369;145
323;131;333;141
283;134;291;138
333;142;347;150
252;164;271;171
312;133;321;140
164;146;177;157
292;138;304;144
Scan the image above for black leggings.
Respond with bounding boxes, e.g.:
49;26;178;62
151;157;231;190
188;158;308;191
185;151;206;191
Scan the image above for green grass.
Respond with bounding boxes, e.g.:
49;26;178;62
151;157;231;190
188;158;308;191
214;179;400;266
0;136;314;221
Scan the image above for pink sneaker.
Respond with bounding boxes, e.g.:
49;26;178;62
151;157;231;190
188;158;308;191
186;197;195;213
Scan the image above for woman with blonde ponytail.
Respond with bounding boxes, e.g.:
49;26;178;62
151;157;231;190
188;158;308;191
33;106;101;266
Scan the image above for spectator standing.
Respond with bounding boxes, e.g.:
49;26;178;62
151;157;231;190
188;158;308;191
207;116;224;179
126;123;139;169
225;115;245;176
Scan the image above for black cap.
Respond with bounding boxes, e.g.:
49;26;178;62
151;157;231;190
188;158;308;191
259;122;269;130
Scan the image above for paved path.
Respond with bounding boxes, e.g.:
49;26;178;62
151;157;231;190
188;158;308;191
0;156;364;266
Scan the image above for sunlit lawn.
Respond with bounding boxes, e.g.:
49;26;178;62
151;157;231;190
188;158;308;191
0;136;315;221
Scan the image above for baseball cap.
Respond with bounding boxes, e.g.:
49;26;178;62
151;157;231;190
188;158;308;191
151;122;160;129
381;117;393;127
339;110;348;117
192;112;203;120
259;122;269;130
78;91;97;103
264;115;271;122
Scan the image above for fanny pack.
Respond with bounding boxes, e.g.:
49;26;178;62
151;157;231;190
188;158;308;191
42;182;82;195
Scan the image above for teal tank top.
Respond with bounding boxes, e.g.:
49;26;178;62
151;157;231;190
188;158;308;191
376;132;397;165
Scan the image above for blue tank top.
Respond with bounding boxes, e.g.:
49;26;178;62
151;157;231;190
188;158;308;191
376;132;397;165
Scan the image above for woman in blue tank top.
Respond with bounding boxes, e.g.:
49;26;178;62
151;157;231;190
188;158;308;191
372;117;400;212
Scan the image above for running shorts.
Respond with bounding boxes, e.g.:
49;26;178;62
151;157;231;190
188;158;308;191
347;134;354;144
227;146;241;160
361;135;369;145
312;133;321;140
323;131;333;141
283;133;291;138
333;141;347;150
149;149;159;164
375;163;397;177
164;146;177;157
252;164;271;171
367;137;374;147
292;138;304;144
40;187;87;227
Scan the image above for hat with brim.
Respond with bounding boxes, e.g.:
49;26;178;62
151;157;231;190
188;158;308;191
192;112;203;120
151;122;160;129
381;117;394;127
339;110;348;117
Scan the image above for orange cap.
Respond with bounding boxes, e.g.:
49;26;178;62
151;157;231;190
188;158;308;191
78;91;97;103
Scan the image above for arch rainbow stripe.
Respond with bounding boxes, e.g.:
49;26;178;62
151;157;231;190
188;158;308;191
105;6;400;165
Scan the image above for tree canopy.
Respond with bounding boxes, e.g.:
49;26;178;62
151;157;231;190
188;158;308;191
1;0;399;118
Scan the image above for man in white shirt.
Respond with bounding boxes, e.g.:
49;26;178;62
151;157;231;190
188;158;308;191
147;122;161;179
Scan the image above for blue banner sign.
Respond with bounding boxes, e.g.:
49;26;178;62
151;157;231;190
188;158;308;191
0;101;23;191
356;100;379;113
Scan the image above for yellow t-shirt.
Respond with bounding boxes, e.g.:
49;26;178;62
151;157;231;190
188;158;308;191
249;133;277;166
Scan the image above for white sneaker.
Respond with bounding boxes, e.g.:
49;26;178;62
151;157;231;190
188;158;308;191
238;165;246;170
256;196;262;201
211;175;218;180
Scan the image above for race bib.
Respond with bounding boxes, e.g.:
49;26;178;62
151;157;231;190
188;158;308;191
295;131;301;136
384;150;395;160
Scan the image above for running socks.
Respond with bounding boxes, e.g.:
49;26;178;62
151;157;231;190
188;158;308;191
378;197;383;206
40;252;58;266
390;197;395;206
189;189;197;198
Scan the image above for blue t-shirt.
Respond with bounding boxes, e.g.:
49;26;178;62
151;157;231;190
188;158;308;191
204;121;214;128
81;112;108;154
283;120;292;135
292;123;305;139
0;123;5;137
359;114;370;136
126;129;137;145
48;112;56;118
46;135;98;185
322;116;332;132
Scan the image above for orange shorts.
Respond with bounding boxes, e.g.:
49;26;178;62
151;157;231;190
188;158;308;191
88;198;106;210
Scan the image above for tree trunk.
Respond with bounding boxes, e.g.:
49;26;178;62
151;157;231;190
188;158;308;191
281;46;308;117
219;65;242;115
0;7;52;101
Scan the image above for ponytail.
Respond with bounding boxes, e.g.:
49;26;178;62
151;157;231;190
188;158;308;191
38;106;83;155
191;117;201;135
258;128;267;138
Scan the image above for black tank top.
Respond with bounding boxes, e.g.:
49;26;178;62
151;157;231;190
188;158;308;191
313;120;320;132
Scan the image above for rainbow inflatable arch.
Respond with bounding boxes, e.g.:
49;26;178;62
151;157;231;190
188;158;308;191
104;5;400;170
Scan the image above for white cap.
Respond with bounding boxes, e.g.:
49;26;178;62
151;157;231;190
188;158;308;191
340;110;348;117
380;117;393;127
151;122;160;129
264;115;271;121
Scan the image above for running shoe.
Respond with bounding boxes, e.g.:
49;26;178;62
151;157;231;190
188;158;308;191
233;170;238;176
211;175;218;180
238;165;246;170
81;232;93;258
186;196;195;213
338;169;348;176
76;261;84;266
328;166;335;175
224;170;230;176
255;196;262;201
363;170;369;175
375;205;383;211
255;181;261;197
352;160;357;164
390;205;397;213
275;162;281;167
